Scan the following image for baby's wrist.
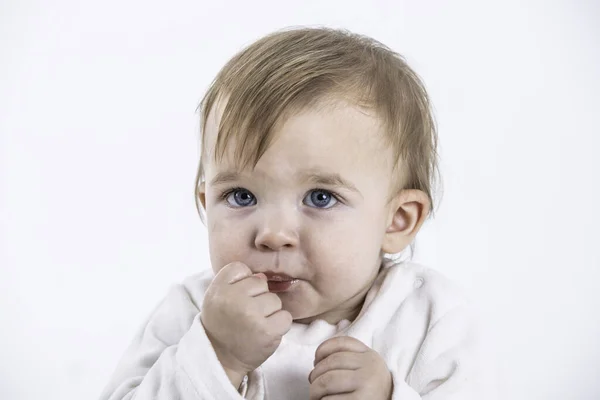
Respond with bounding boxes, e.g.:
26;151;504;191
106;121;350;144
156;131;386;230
210;341;251;388
222;366;248;390
203;324;250;387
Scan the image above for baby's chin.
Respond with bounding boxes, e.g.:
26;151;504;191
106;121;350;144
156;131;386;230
277;283;364;325
275;292;322;323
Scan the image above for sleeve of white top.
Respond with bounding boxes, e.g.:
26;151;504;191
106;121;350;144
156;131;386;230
390;303;493;400
98;280;266;400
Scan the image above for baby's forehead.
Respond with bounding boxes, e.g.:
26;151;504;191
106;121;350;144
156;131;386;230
203;96;390;163
203;99;400;192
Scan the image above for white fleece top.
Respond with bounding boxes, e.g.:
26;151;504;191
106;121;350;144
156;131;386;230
99;261;493;399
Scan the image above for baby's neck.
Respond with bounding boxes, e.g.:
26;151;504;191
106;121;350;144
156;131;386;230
294;292;367;326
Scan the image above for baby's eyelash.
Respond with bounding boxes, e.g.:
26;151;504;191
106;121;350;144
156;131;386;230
217;187;346;204
218;187;245;200
310;188;345;204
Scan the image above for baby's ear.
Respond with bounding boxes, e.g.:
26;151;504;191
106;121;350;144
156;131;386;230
198;181;207;210
381;189;431;254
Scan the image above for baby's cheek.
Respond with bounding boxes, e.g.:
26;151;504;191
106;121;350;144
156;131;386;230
208;220;248;271
326;227;383;283
312;246;374;292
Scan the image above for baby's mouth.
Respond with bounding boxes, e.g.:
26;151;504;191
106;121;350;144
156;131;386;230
264;273;299;293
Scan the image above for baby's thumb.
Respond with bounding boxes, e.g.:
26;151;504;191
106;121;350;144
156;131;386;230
219;262;253;285
253;272;267;281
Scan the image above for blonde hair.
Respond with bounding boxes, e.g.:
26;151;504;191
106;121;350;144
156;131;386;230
194;27;439;224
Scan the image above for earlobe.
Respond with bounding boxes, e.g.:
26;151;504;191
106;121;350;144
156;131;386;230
381;190;431;254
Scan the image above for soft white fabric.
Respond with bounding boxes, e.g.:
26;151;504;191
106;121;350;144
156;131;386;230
99;261;493;399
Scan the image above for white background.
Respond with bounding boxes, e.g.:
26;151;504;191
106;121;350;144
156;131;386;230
1;0;599;399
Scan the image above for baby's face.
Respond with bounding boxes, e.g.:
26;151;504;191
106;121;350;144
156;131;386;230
201;101;397;324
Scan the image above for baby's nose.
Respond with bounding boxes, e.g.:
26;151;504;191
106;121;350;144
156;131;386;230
254;213;299;251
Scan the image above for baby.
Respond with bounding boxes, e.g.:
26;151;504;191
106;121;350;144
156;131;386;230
100;27;489;400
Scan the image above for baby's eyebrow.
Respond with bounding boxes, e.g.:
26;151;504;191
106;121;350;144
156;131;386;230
209;170;361;195
300;171;360;194
209;171;241;186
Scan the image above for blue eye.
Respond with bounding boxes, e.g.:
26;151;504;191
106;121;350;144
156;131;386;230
303;189;338;209
225;188;256;207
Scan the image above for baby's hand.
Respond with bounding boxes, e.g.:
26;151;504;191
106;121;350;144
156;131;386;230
309;336;393;400
200;262;293;388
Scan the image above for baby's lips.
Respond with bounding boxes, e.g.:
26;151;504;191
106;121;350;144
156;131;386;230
253;272;268;280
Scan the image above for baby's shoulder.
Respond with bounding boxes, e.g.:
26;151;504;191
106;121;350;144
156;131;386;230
177;268;215;309
384;261;472;319
135;269;215;345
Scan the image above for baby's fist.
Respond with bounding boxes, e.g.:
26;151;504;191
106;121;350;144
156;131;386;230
201;262;293;387
309;336;392;400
